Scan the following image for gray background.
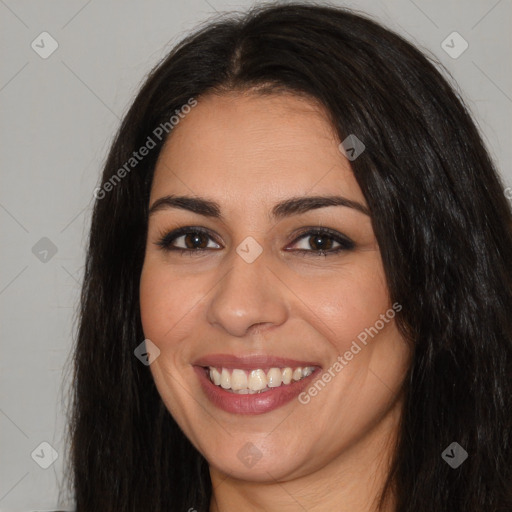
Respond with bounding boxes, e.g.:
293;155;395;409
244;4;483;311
1;0;510;510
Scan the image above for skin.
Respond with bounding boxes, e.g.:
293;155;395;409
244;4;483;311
139;91;411;511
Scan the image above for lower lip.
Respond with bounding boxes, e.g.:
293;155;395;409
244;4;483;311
194;366;318;415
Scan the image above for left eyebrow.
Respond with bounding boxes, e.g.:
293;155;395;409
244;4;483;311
271;195;370;219
148;194;370;220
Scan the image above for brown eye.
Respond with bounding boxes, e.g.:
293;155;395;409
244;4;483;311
183;232;209;249
156;227;221;252
308;234;336;251
288;228;355;256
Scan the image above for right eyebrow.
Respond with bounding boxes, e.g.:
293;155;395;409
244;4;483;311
148;195;223;219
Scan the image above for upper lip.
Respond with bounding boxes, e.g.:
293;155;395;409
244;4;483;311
193;353;321;370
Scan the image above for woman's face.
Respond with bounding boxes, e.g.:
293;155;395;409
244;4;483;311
140;92;410;483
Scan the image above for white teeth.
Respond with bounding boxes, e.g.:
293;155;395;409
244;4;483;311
220;368;231;389
282;367;293;385
206;365;316;393
210;367;221;386
266;368;282;388
231;369;248;391
292;367;303;381
248;369;267;391
302;367;313;377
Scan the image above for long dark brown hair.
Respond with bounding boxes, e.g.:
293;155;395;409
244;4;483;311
64;2;512;510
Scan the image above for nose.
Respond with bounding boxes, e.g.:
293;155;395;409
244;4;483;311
206;245;288;338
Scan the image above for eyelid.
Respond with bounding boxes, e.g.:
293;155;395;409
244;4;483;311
155;226;221;251
286;226;355;253
154;225;355;255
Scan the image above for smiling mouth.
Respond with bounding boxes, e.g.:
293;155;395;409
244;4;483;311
203;365;317;394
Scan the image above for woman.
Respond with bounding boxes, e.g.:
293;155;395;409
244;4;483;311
67;3;512;511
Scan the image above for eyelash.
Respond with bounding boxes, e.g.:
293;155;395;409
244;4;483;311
155;226;355;257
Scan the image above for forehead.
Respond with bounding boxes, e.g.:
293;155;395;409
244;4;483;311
150;92;365;209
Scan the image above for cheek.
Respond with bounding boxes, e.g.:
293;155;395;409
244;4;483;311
139;260;224;381
139;265;170;339
139;262;201;414
292;256;390;351
139;261;202;341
